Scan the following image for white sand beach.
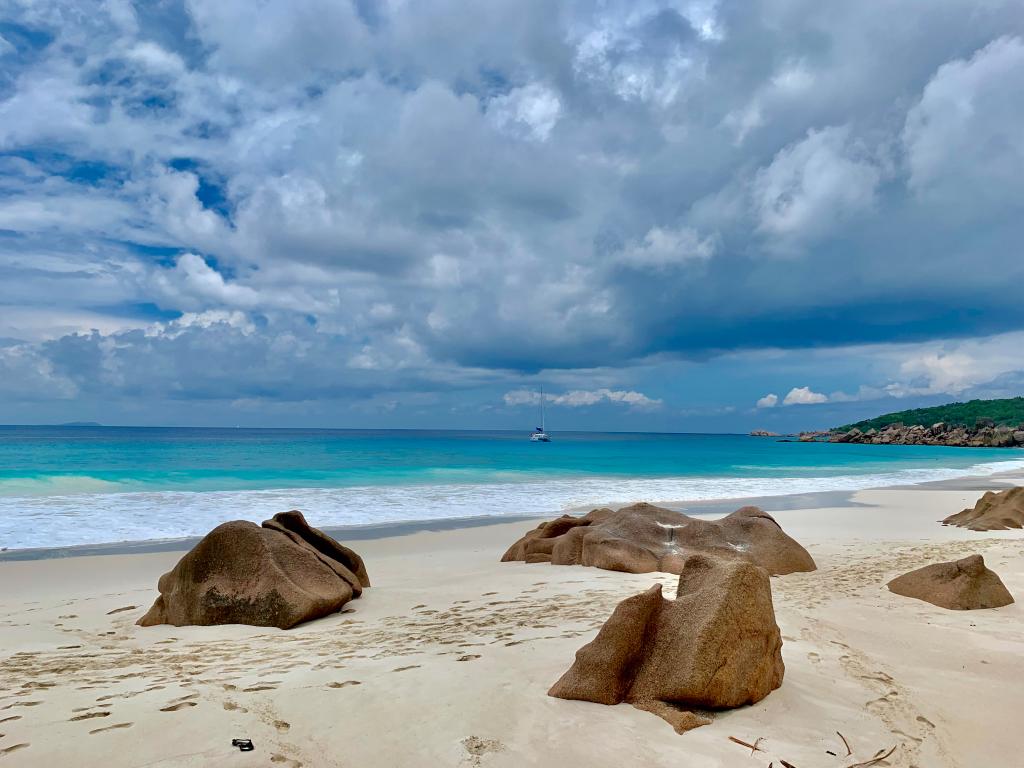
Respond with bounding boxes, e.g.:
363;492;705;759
1;482;1022;767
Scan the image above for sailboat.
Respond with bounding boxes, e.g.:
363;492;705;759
530;387;552;442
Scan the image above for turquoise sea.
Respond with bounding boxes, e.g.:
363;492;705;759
1;426;1022;550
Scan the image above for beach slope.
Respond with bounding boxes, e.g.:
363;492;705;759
1;485;1022;767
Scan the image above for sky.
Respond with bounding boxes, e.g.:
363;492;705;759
0;0;1023;432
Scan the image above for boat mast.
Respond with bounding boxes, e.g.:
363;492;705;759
540;386;545;432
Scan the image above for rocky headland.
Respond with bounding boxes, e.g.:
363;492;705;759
829;421;1024;447
822;397;1024;447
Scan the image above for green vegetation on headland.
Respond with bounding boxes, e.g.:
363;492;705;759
829;398;1024;447
836;398;1024;432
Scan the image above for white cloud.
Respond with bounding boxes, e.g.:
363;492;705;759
752;126;882;251
125;41;186;74
488;83;562;141
0;345;78;400
889;351;976;397
504;388;662;410
783;386;828;405
569;1;714;107
161;254;261;309
618;226;716;269
724;60;815;144
882;335;1024;399
756;393;778;408
903;36;1024;207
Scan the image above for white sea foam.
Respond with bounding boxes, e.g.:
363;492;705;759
2;458;1023;550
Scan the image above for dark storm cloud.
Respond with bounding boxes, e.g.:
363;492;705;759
0;0;1023;423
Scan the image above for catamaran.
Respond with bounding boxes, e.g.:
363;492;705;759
530;387;551;442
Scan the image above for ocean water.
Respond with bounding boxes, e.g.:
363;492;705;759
1;426;1022;550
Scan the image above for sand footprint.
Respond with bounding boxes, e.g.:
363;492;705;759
70;711;110;721
270;754;303;767
105;606;136;615
461;736;504;767
392;665;420;672
89;722;132;735
1;702;41;711
326;681;361;689
0;743;30;756
457;655;481;662
159;701;197;712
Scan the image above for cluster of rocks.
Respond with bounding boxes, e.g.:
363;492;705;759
749;429;780;437
130;490;1018;738
508;503;811;732
501;503;817;576
830;421;1024;447
507;498;1017;733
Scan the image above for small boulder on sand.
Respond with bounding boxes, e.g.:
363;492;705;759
549;554;785;733
941;486;1024;531
138;510;370;629
887;554;1013;610
502;503;815;576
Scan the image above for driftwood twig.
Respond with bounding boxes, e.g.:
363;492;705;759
837;731;853;756
848;745;897;768
728;736;764;754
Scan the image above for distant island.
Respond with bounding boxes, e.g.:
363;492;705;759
828;397;1024;447
57;421;103;427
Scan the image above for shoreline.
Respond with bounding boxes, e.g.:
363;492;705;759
3;441;1023;553
4;468;1020;562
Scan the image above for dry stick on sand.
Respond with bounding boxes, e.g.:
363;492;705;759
847;745;897;768
837;731;853;756
728;736;764;754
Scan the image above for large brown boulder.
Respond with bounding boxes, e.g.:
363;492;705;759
887;554;1013;610
502;503;815;576
549;554;784;733
941;487;1024;530
138;510;370;629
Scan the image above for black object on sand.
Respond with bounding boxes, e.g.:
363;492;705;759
232;739;254;752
